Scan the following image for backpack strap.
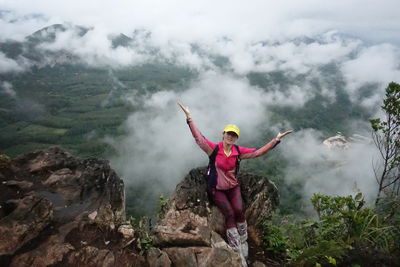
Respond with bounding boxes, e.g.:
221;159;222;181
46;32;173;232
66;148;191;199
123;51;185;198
208;144;241;174
208;145;219;166
234;144;241;176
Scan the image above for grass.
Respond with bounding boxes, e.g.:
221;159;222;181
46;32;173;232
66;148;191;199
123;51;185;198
20;124;68;135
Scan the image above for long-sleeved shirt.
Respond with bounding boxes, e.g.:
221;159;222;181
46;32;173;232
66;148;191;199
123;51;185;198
188;119;280;190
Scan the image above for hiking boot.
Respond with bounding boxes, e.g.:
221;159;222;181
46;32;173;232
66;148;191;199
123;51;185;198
237;221;249;259
226;227;248;267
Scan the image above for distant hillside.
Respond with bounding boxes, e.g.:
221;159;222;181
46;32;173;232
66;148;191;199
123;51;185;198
0;24;376;158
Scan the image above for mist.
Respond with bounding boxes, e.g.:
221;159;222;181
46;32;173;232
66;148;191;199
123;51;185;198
281;128;379;206
1;0;400;212
108;71;287;188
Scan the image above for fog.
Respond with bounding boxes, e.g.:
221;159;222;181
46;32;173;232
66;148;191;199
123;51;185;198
108;71;293;190
1;0;400;211
281;128;379;205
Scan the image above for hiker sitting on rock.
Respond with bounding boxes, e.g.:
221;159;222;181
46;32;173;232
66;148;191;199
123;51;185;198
178;102;292;264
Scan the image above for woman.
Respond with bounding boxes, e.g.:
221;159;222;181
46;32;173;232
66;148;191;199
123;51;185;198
178;102;292;264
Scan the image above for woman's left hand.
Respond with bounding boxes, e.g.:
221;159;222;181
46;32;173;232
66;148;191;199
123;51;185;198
276;130;293;141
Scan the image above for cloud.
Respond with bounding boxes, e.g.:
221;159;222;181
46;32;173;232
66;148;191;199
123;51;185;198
2;0;400;44
281;128;379;204
107;71;312;211
0;52;27;73
0;81;16;97
1;0;399;211
341;44;400;103
0;10;53;41
2;1;399;93
109;72;273;184
2;0;400;72
209;31;361;75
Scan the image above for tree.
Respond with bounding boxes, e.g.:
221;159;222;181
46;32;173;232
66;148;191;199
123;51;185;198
370;82;400;205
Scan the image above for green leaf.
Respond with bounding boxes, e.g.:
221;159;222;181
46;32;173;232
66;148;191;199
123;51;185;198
326;256;337;265
355;193;363;201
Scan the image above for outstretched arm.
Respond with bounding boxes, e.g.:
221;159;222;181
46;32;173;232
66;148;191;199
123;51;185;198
178;102;215;155
240;130;293;159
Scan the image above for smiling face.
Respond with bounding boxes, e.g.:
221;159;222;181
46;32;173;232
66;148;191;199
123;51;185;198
222;131;239;145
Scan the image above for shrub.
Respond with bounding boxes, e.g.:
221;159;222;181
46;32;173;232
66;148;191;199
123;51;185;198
262;193;399;266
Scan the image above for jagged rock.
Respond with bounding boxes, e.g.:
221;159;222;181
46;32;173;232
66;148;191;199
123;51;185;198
154;168;278;245
0;147;279;266
118;223;135;239
252;261;268;267
2;147;125;224
146;247;172;267
153;167;279;266
66;246;115;267
0;194;53;255
10;241;74;267
0;147;144;267
163;247;241;267
322;134;350;149
3;180;33;190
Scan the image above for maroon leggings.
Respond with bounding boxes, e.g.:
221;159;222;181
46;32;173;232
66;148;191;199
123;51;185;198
213;185;245;228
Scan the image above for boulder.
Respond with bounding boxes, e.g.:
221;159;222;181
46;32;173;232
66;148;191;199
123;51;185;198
163;247;241;267
153;167;279;266
0;194;53;255
0;147;145;267
0;147;279;267
146;247;172;267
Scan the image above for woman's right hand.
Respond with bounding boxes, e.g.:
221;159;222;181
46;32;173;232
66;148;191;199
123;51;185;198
177;102;191;119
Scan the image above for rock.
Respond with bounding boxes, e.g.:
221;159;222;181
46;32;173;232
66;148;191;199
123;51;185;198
0;194;53;255
210;231;230;249
252;261;267;267
153;167;279;266
322;134;350;150
3;180;33;190
154;167;279;247
118;224;135;239
9;147;126;223
163;247;241;267
0;147;144;267
0;147;279;266
146;247;172;267
10;241;74;267
88;210;98;221
67;246;115;267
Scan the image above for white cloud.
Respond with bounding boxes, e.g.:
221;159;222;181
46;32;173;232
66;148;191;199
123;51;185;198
0;10;54;41
1;0;398;207
342;44;400;95
2;0;400;44
281;128;379;204
108;71;307;190
0;81;16;97
0;52;26;73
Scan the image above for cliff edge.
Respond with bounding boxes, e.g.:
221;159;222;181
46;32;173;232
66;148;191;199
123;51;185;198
0;147;279;267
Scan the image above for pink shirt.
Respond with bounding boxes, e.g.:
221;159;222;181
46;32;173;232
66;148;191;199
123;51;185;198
188;119;280;190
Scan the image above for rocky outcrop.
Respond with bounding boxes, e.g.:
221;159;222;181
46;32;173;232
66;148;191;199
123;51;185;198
0;194;53;255
0;147;279;267
0;147;145;267
323;134;350;149
153;167;279;266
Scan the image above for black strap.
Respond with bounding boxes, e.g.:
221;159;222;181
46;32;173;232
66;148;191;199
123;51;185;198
208;144;241;176
234;144;241;176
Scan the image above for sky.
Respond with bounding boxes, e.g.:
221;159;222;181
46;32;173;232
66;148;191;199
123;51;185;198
1;0;399;208
1;0;400;44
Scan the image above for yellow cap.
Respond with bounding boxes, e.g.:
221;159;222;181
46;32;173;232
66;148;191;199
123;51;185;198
223;124;240;137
